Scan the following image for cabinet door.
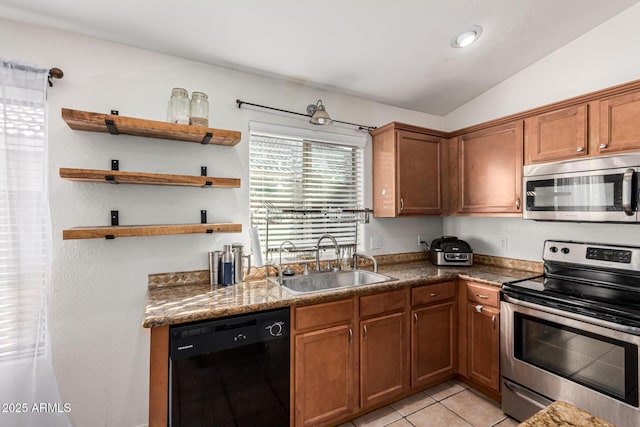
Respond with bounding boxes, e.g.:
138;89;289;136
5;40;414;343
397;130;442;215
524;105;588;164
467;303;500;392
456;121;523;214
596;90;640;154
360;312;406;408
294;324;355;426
411;301;455;388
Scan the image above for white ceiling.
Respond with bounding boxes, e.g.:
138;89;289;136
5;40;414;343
1;0;638;115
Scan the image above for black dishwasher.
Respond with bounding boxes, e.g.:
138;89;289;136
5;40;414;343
169;308;290;427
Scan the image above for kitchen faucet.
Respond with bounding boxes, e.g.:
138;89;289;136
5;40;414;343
353;252;378;273
265;261;284;285
315;234;341;272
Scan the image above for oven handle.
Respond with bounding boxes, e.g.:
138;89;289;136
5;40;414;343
502;294;640;336
622;169;635;216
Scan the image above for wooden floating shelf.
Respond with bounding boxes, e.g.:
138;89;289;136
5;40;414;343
61;108;241;146
59;168;241;188
63;223;242;240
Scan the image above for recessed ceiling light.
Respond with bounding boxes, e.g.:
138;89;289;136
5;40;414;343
450;25;483;48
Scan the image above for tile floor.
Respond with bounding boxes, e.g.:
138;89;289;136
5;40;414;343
336;380;520;427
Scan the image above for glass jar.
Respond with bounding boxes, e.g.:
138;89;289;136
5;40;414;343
190;91;209;127
167;88;190;125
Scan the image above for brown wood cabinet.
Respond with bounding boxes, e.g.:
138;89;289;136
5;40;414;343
410;282;456;389
371;122;445;217
359;289;408;408
467;303;500;392
593;89;640;155
457;281;501;396
524;104;588;164
450;121;523;215
293;299;356;427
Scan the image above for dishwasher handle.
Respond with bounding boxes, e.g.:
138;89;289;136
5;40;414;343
170;307;290;360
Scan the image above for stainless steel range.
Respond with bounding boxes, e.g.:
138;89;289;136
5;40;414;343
501;240;640;427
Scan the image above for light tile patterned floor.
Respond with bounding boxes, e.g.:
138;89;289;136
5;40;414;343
336;380;519;427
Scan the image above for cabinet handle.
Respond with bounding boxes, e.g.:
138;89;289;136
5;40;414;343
476;294;490;299
600;143;608;149
429;292;440;297
363;325;368;340
475;304;483;313
515;197;521;210
400;197;404;212
576;147;584;152
349;328;353;343
492;315;496;330
414;312;418;326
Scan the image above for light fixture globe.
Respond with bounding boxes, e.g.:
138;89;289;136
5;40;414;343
307;99;332;125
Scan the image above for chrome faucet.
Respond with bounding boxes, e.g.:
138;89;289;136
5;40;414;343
265;261;284;285
353;252;378;273
315;234;340;272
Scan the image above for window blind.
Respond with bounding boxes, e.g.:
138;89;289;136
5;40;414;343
249;125;364;259
0;95;47;360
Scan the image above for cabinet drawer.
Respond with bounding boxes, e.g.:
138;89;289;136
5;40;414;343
412;281;455;306
360;289;406;318
466;283;500;308
295;298;354;331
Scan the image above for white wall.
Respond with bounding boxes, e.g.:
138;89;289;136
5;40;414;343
443;3;640;261
0;18;443;426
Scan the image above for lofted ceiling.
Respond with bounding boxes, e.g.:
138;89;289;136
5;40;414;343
0;0;638;115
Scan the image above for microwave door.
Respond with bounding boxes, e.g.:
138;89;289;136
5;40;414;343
524;168;638;222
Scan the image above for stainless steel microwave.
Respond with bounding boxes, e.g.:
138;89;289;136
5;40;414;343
523;154;640;222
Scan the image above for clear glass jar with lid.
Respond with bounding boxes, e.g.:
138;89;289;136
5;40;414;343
167;88;190;125
190;91;209;127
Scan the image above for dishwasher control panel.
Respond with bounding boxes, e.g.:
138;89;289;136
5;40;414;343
169;307;290;360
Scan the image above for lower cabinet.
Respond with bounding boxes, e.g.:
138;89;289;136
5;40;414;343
292;282;466;425
467;303;500;391
293;298;356;427
411;282;456;388
459;280;501;396
359;288;408;408
294;324;355;426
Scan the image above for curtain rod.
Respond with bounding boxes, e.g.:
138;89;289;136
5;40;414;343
3;63;64;87
236;99;376;132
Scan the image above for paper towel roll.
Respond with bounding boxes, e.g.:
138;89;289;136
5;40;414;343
250;226;264;267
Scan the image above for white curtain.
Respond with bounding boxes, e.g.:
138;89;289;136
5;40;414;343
0;59;69;426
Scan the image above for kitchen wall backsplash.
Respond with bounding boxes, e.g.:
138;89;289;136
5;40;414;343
148;251;542;289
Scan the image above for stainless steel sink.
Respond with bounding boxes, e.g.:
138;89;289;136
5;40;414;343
273;270;395;295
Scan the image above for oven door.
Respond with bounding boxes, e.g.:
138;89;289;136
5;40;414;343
523;167;638;222
501;296;640;426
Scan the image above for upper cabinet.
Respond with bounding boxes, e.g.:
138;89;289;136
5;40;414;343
524;104;588;164
371;122;445;217
593;90;640;155
450;121;523;215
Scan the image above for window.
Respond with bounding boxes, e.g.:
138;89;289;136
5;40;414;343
249;122;365;259
0;63;47;361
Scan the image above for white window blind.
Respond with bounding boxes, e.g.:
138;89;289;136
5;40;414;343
0;76;47;361
249;123;364;258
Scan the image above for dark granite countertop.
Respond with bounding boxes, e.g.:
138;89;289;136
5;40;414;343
143;260;539;328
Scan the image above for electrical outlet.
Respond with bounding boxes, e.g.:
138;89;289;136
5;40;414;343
370;235;382;250
418;234;427;246
499;236;508;251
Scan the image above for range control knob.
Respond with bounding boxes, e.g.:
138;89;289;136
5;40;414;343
265;321;285;337
561;247;570;255
549;246;558;253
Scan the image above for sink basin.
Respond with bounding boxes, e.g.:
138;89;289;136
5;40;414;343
273;270;395;295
